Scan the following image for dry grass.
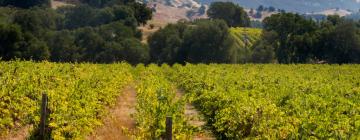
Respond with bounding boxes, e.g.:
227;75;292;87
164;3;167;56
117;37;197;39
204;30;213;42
87;85;137;140
51;0;73;9
138;19;169;43
139;1;198;43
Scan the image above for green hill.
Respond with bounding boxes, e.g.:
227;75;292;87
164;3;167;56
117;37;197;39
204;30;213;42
230;27;262;48
229;27;263;63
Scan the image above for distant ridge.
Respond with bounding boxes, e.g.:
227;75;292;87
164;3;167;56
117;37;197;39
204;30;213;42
197;0;360;13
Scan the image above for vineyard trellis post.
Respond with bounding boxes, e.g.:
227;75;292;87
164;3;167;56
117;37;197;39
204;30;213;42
165;116;172;140
40;93;48;140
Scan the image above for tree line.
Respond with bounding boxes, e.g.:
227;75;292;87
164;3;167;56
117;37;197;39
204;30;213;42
150;2;360;64
263;13;360;63
1;1;359;64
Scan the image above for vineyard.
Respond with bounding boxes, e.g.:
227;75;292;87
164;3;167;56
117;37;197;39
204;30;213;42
229;27;264;63
0;61;133;139
230;27;262;48
170;64;360;139
0;61;359;139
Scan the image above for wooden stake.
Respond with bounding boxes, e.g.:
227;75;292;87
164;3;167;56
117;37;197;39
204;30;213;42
165;116;172;140
39;93;48;140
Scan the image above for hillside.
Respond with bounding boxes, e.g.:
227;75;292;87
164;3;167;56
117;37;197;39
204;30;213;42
144;0;207;24
306;8;353;17
142;0;359;27
51;0;73;9
229;27;263;63
199;0;360;13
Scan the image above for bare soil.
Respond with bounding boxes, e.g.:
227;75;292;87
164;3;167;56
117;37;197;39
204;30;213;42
0;125;32;140
87;85;137;140
176;89;215;140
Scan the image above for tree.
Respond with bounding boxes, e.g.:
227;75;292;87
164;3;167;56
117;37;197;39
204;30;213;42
251;31;276;63
47;30;82;62
288;32;319;63
1;0;50;8
64;5;97;29
0;0;152;63
80;0;112;7
92;7;115;26
119;38;150;64
74;27;105;62
98;21;136;41
257;5;264;12
113;5;134;21
0;24;49;61
128;2;152;25
326;15;343;26
318;21;360;63
96;42;123;63
207;2;250;27
183;19;236;63
95;39;149;64
15;33;50;60
13;8;60;36
61;3;150;29
149;19;237;64
263;13;318;63
148;23;187;64
0;24;23;60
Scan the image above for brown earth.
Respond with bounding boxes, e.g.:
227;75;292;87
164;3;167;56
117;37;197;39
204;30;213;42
175;89;215;140
87;85;137;140
0;125;32;140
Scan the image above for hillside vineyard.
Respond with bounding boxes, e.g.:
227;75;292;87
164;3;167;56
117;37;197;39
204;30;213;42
0;61;359;139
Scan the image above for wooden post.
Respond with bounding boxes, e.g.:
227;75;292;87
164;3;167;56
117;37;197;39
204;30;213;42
39;93;48;140
165;116;172;140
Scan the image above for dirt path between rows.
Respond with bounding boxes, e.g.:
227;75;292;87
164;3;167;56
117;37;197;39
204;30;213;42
0;125;32;140
87;85;137;140
175;89;215;140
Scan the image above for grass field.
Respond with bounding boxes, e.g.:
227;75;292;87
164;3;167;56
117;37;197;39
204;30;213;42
0;61;359;139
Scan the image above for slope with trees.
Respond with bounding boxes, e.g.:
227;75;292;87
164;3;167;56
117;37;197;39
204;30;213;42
0;0;152;64
229;27;271;63
1;1;359;64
